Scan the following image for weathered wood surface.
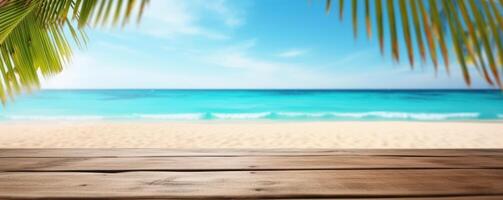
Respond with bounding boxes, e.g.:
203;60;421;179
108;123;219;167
2;148;503;157
2;170;503;199
2;155;503;172
1;149;503;199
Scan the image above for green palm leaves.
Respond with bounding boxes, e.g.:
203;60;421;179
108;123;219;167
325;0;503;87
0;0;149;104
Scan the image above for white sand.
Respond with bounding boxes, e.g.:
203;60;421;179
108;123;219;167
0;121;502;148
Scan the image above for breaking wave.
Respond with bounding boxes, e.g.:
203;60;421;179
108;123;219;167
3;115;106;120
277;112;479;120
212;112;272;119
135;113;204;120
1;112;481;121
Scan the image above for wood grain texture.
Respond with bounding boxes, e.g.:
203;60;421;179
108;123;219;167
1;148;503;157
1;149;503;199
281;197;503;200
1;169;503;199
1;155;503;172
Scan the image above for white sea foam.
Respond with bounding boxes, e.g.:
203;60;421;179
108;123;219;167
5;115;106;120
330;112;375;118
1;112;481;121
275;112;479;120
136;113;203;120
212;112;271;119
330;112;479;120
407;113;479;120
276;112;326;117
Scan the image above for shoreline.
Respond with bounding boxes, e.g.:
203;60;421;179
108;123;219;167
1;121;502;148
1;119;503;124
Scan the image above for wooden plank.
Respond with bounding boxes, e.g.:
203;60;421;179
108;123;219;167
152;197;503;200
283;197;503;200
2;155;503;172
1;169;503;199
1;149;503;157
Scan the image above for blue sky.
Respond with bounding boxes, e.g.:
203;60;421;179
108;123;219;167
41;0;493;89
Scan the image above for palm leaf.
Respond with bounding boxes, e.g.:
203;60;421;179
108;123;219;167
417;1;438;70
112;0;124;26
469;0;501;87
443;0;470;85
365;0;371;39
93;0;107;26
376;0;384;54
0;0;39;43
339;0;344;20
123;0;136;26
490;0;503;36
0;0;149;104
429;0;450;74
320;0;503;87
399;0;414;67
409;1;426;64
458;0;493;85
388;0;399;62
325;0;331;14
136;0;148;24
352;0;357;39
99;0;115;26
482;0;503;68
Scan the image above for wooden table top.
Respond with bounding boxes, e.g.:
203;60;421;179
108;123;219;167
1;149;503;199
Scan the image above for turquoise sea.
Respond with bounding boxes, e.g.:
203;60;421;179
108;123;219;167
1;90;502;121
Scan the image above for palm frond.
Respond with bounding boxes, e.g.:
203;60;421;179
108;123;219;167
323;0;503;88
429;0;450;73
136;0;148;24
0;0;39;44
364;0;371;39
0;0;149;104
339;0;344;20
375;0;383;54
387;0;399;63
443;0;470;85
352;0;358;39
483;0;503;68
417;1;438;71
409;0;426;64
458;0;493;85
399;0;414;67
325;0;331;14
469;0;501;87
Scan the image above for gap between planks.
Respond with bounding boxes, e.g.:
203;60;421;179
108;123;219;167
1;155;503;172
2;149;503;158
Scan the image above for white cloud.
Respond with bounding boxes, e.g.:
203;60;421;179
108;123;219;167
205;39;286;72
96;42;146;56
42;50;491;89
41;54;209;89
138;0;243;40
197;40;343;88
40;51;328;89
200;0;245;27
330;49;374;66
277;49;309;58
209;51;280;71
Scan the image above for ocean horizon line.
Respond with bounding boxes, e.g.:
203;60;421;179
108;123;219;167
38;88;501;91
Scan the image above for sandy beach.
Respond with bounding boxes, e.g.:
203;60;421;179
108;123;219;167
0;121;502;148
